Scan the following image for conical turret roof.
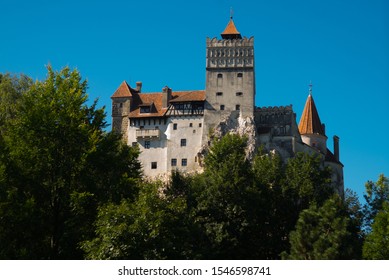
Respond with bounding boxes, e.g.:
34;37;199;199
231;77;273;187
298;94;325;135
221;17;242;39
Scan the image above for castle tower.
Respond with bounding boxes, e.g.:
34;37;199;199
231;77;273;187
111;81;141;140
298;86;328;154
203;17;255;141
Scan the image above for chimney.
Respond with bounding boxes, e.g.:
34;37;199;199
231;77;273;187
333;135;340;161
162;86;172;108
136;81;142;92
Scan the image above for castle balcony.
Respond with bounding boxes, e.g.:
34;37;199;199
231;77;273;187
136;128;160;139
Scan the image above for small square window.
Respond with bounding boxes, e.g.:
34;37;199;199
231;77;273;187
199;123;202;127
173;123;177;130
171;158;177;167
237;73;243;78
181;139;187;147
151;162;157;169
189;123;193;127
182;158;187;166
144;140;150;149
220;105;225;111
236;104;240;111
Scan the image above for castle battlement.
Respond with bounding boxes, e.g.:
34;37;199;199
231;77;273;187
206;36;254;47
256;105;293;114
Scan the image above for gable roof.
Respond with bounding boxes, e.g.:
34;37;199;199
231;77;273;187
111;81;134;98
298;94;325;135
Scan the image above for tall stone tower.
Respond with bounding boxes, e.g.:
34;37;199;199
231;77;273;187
203;17;255;141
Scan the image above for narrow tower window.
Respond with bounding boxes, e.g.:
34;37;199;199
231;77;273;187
217;73;223;87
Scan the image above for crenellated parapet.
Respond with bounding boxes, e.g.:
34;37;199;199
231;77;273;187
206;37;254;69
255;105;293;113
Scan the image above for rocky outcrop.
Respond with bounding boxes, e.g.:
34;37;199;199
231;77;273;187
198;112;257;163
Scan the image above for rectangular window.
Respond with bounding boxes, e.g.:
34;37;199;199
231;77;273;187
181;139;187;147
199;123;202;127
216;92;223;96
140;106;150;113
171;158;177;167
144;140;150;149
236;104;240;111
173;123;177;130
220;105;225;110
151;162;157;169
236;92;243;96
181;158;187;166
189;123;193;127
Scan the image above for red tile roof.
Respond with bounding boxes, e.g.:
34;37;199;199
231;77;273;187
170;90;206;102
111;81;134;98
112;81;205;118
298;94;325;135
221;18;241;36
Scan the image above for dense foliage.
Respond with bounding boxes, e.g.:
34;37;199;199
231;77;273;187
0;68;387;259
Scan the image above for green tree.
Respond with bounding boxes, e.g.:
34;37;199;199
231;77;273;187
282;196;351;259
283;152;333;209
0;67;141;259
363;174;389;232
363;202;389;259
194;133;259;259
0;73;32;128
83;177;195;259
251;148;285;258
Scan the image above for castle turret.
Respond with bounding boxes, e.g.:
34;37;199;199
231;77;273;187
298;87;327;154
111;81;133;138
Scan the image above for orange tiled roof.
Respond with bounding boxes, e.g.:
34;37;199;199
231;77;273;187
298;94;325;135
170;90;206;102
221;18;241;36
122;87;205;118
111;81;134;98
128;92;165;118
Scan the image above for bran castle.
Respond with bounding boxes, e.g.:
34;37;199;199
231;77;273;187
111;18;344;193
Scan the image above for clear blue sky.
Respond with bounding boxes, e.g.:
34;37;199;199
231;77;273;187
1;0;388;200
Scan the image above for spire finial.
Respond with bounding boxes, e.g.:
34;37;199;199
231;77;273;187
309;81;313;95
230;7;234;19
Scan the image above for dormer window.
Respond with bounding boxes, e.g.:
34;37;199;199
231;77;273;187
139;103;152;114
